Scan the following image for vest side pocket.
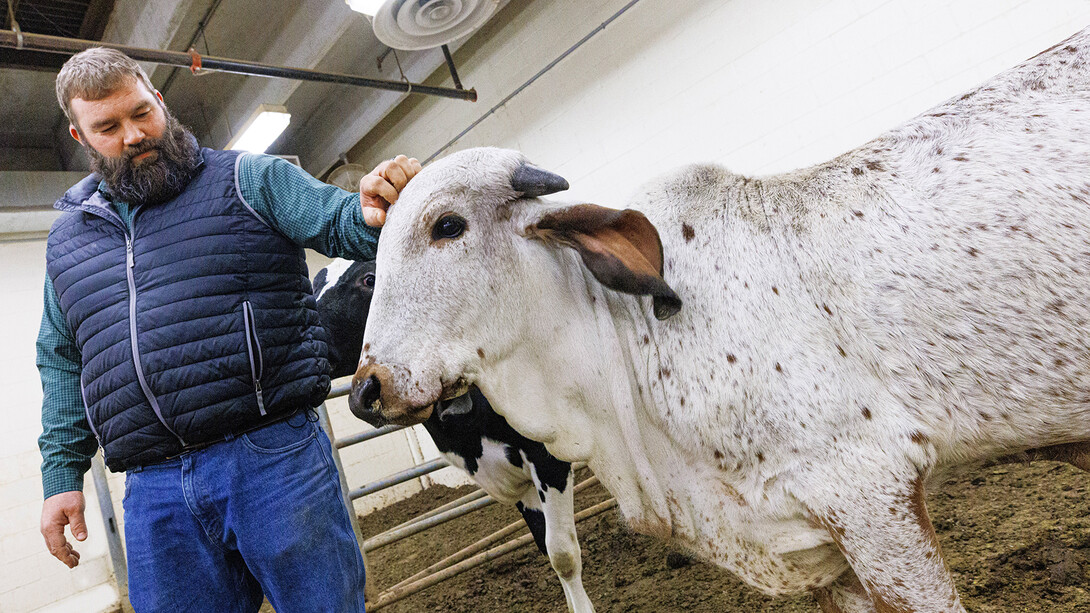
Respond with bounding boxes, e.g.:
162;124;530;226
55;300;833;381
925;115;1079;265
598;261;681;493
242;301;267;415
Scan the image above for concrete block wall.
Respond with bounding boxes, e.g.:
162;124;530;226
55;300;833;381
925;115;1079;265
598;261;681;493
0;240;123;613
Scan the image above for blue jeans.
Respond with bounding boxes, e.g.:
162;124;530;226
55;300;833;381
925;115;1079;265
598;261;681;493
123;411;367;612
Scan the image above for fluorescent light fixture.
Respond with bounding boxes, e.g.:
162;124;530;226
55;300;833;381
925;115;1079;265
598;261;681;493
345;0;386;16
227;104;291;153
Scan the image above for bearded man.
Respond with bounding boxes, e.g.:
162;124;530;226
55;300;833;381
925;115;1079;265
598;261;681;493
37;47;414;612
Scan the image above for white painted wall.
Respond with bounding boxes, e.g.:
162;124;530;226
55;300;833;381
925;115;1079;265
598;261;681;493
354;0;1090;208
5;1;1090;610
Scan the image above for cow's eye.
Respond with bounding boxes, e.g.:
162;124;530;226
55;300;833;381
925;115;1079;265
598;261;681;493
432;214;466;241
362;272;376;288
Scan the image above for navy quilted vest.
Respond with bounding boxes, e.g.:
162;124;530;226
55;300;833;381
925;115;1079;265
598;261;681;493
46;148;331;471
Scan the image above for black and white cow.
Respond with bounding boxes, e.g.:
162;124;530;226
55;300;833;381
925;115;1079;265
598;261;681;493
312;258;594;613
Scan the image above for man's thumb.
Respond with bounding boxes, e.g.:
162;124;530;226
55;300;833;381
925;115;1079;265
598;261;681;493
69;509;87;541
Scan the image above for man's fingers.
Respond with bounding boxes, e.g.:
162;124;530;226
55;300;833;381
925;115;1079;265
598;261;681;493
383;164;409;193
360;175;399;205
408;157;422;175
362;207;387;227
69;508;87;541
43;525;78;567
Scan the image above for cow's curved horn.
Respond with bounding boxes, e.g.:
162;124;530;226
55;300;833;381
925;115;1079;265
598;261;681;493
511;164;569;198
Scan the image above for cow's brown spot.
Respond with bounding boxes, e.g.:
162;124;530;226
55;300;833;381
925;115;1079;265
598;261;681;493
836;345;847;357
775;363;782;373
681;223;695;242
477;348;486;359
862;407;873;420
910;431;928;445
727;354;737;364
772;286;779;295
852;167;864;176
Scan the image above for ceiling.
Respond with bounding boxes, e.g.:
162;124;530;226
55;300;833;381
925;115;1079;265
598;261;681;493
0;0;481;198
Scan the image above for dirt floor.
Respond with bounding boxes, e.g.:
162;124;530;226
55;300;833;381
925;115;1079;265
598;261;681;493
351;461;1090;612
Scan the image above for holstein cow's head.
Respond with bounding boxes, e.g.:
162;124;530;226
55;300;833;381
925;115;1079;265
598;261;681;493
349;147;680;431
313;258;377;379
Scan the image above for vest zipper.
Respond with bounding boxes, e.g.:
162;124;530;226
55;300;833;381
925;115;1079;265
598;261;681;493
125;233;188;446
79;378;106;463
242;300;267;415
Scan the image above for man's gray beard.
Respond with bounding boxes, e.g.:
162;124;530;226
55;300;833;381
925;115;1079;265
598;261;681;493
87;111;202;206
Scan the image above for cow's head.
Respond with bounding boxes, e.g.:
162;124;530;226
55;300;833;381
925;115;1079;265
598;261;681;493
313;258;378;379
350;147;680;432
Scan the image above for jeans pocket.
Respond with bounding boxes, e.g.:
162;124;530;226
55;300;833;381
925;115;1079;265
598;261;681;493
122;471;136;510
242;418;317;453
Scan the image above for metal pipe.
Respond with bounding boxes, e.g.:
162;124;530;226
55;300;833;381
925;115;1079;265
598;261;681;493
440;44;463;90
364;494;497;552
91;453;127;597
158;0;226;95
368;498;618;611
390;509;530;591
405;488;488;524
349;458;449;500
387;475;601;591
327;377;353;400
335;424;406;448
0;29;477;101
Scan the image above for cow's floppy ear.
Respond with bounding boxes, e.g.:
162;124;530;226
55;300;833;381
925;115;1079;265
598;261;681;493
511;163;569;198
528;204;682;320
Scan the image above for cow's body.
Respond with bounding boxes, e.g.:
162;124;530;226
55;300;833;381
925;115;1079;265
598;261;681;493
352;28;1090;612
312;259;594;613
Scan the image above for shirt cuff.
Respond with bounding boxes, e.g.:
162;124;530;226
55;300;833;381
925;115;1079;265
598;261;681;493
42;466;86;500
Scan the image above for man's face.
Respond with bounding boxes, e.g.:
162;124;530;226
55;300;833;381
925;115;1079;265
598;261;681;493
69;77;167;163
67;77;201;206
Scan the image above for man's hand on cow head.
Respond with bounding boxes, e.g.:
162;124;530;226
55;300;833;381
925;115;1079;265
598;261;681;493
360;155;422;227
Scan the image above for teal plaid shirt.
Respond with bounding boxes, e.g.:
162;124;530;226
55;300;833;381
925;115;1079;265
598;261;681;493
37;153;380;498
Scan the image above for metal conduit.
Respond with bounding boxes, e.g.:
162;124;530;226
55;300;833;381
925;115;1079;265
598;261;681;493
0;30;478;101
349;457;449;500
364;494;497;552
368;498;618;611
365;463;593;548
386;476;603;590
336;424;406;448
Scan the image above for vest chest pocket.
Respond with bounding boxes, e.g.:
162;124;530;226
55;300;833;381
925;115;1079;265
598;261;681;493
242;301;267;415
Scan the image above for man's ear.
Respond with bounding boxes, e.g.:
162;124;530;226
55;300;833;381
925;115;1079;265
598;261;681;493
527;204;682;320
69;124;81;144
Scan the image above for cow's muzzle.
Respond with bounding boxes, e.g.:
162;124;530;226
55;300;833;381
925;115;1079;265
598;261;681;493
349;364;436;426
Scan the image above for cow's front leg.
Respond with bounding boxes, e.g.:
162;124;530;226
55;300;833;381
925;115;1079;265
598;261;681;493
527;465;595;613
803;470;963;612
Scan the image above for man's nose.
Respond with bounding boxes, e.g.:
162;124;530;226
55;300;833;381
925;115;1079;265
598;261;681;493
122;123;145;146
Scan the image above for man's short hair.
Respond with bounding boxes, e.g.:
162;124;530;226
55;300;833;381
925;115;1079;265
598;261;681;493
56;47;157;124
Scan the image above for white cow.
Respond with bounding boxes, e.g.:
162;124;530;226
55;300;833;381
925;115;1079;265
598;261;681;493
351;27;1090;612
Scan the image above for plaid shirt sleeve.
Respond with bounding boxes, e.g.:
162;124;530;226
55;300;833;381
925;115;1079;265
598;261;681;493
236;153;381;260
37;274;97;499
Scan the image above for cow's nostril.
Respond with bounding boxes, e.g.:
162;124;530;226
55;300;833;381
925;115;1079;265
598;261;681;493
357;375;380;408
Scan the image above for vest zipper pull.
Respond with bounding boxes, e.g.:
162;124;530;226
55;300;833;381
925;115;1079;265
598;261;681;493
126;238;134;269
254;380;266;416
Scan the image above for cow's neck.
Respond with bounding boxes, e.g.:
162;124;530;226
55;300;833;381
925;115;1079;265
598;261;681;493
481;270;693;541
